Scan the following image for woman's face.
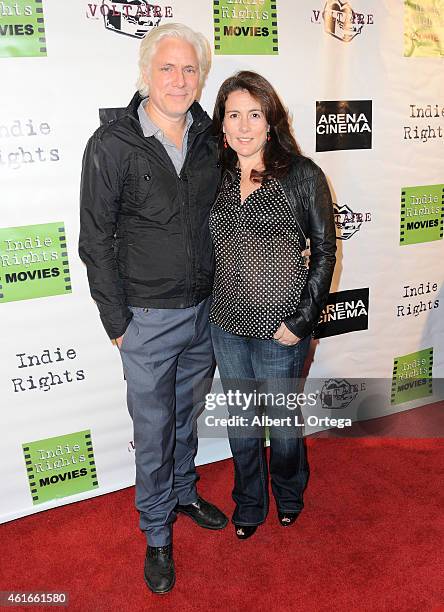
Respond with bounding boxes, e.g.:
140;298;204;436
223;89;268;164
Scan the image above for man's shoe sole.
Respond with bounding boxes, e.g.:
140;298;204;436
176;507;229;530
144;574;176;595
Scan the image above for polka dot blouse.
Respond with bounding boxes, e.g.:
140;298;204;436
209;168;308;339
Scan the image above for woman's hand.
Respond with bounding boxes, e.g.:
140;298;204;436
273;323;301;346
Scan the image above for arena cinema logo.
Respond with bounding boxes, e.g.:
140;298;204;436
22;430;98;505
0;222;71;303
334;202;372;240
319;378;366;410
391;347;433;406
314;287;369;339
400;184;444;246
85;1;173;39
316;100;372;152
310;1;374;43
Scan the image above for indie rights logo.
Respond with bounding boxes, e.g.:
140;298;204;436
0;118;60;171
0;222;71;303
11;345;86;393
214;0;278;55
391;348;433;406
404;104;444;144
22;430;98;505
0;0;47;57
404;0;444;57
396;281;440;318
400;184;444;245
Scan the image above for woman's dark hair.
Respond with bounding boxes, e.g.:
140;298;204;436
213;70;302;182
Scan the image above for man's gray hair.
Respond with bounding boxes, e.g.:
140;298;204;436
137;23;212;97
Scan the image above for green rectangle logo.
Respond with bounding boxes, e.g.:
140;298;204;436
22;430;99;505
214;0;278;55
0;0;47;58
0;222;71;303
404;0;444;57
391;347;433;405
400;184;444;245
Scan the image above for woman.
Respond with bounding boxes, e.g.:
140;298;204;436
209;71;336;539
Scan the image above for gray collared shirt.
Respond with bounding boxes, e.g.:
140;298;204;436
137;98;193;175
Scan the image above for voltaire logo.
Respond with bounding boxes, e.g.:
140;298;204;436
310;1;374;43
85;2;173;39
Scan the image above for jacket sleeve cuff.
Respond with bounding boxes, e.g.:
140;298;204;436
99;307;133;340
283;316;313;341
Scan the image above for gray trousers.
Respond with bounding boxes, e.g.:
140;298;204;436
119;298;214;546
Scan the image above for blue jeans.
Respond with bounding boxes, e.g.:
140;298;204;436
211;324;311;526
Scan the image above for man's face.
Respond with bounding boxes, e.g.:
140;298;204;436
144;37;200;120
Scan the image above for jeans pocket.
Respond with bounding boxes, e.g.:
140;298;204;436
271;338;296;349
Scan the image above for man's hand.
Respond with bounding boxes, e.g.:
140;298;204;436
273;323;301;346
115;336;124;349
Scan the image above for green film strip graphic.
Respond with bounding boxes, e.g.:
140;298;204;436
391;348;433;405
442;186;444;239
214;0;278;55
85;431;99;488
399;190;406;243
58;226;72;292
271;2;278;53
22;430;99;505
23;446;39;504
214;0;221;51
35;0;47;54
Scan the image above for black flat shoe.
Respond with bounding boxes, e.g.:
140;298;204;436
278;511;300;527
234;524;258;540
176;496;228;530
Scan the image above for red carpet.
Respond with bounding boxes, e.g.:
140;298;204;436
1;420;444;611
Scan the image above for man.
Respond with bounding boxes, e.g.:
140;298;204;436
79;23;226;594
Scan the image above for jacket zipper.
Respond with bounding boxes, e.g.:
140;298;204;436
133;116;211;306
178;121;209;304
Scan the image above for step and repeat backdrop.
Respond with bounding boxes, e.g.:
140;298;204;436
1;0;443;523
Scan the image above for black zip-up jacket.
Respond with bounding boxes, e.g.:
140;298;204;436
79;92;221;339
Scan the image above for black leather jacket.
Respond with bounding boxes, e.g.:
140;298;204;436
79;92;221;339
279;156;336;339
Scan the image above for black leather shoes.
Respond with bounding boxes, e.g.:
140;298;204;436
278;511;301;527
176;496;228;530
144;544;175;594
234;524;257;540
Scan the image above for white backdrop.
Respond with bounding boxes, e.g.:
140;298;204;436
1;0;443;523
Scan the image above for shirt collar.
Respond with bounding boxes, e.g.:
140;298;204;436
137;98;193;141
